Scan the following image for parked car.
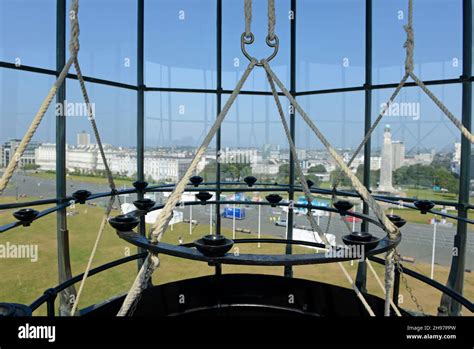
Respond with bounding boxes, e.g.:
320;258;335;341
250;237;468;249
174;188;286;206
275;219;287;227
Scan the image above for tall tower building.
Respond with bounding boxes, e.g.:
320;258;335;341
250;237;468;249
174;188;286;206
77;131;91;147
391;141;405;170
378;125;395;192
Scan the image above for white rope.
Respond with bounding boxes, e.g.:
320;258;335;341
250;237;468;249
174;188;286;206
404;0;414;74
65;0;123;315
117;61;257;316
411;72;474;143
265;67;376;317
366;259;402;316
263;62;399;239
265;70;328;244
244;0;252;38
268;0;276;41
0;0;80;194
0;56;74;195
338;262;375;316
403;0;473;143
70;196;116;315
384;249;396;316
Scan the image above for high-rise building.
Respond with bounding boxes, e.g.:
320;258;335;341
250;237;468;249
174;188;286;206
1;139;38;168
391;141;405;170
77;131;91;147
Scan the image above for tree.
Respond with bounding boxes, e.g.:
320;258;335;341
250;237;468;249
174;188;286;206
222;163;251;181
431;153;452;170
278;163;290;183
308;164;327;173
393;164;459;194
330;170;352;187
201;160;217;182
305;174;321;187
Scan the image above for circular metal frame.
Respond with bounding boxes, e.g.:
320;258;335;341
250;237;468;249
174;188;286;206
117;230;401;266
2;181;474;234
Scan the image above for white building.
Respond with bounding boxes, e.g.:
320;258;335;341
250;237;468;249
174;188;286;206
67;145;101;173
251;160;280;176
370;156;381;171
35;142;192;182
35;143;56;171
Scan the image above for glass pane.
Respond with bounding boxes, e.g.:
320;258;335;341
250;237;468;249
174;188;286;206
66;0;137;85
0;69;56;199
0;0;56;70
145;0;216;89
370;83;461;284
295;92;365;243
371;84;461;201
297;0;365;91
220;94;290;184
222;0;290;92
373;0;462;84
64;82;137;195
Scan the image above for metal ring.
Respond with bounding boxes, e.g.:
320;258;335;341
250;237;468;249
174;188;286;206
117;231;401;266
241;32;279;66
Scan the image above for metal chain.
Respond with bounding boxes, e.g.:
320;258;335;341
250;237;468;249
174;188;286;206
394;250;425;314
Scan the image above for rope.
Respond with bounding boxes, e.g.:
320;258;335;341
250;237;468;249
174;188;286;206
265;68;375;317
332;74;409;190
384;249;396;316
72;58;120;194
265;70;328;244
244;0;252;38
338;262;375;316
0;1;80;194
324;73;408;236
70;196;116;315
366;259;402;316
268;0;276;41
0;57;74;195
244;0;276;42
65;1;122;315
263;62;399;239
411;72;474;143
404;0;414;74
117;61;257;316
404;0;473;143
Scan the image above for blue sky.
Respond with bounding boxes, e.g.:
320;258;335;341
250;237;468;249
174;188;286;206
0;0;466;151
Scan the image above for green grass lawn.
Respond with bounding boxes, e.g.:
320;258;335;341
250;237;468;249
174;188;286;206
0;195;472;316
403;187;458;202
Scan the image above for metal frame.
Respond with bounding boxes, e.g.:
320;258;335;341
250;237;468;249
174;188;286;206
55;0;75;316
0;0;471;316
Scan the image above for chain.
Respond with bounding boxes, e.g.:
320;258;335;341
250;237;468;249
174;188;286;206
394;250;425;314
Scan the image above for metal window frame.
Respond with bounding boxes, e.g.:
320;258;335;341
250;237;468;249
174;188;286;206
0;0;470;316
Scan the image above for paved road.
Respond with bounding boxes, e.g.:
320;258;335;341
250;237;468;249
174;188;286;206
1;172;119;206
178;204;474;270
2;172;474;270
